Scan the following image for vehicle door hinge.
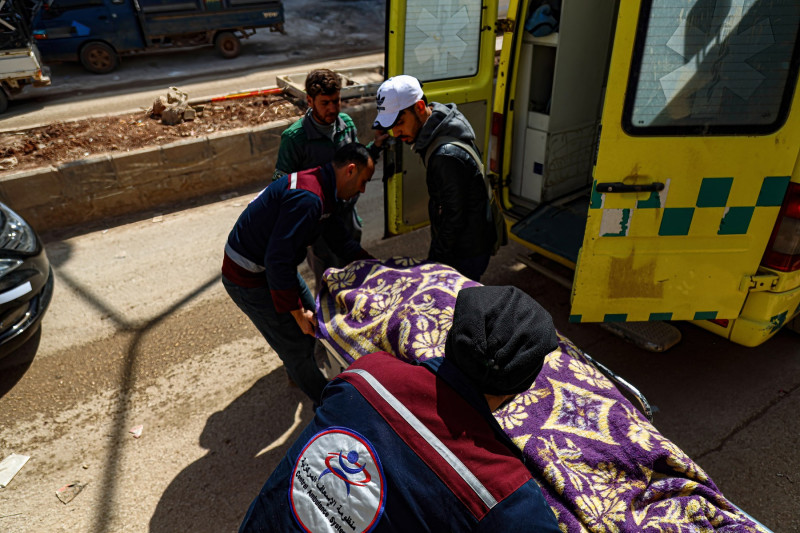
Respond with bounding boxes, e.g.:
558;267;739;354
496;18;515;33
740;273;780;292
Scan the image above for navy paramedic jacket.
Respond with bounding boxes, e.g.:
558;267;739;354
223;164;369;313
239;352;561;532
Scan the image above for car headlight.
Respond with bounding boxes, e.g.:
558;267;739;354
0;203;37;254
0;258;23;278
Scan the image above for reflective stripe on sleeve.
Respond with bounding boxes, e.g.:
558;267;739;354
342;368;498;510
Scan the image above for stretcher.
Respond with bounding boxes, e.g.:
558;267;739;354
315;258;772;532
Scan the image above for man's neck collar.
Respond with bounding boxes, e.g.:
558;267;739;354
308;110;335;127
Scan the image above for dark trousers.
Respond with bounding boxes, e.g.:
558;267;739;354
451;255;491;282
222;273;328;403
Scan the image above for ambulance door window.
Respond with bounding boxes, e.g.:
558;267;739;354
624;0;800;135
402;0;485;82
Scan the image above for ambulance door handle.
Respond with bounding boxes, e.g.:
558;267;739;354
596;182;665;193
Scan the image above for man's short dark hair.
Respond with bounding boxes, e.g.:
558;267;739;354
332;143;372;169
306;69;342;98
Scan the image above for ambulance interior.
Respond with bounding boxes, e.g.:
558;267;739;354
506;0;618;266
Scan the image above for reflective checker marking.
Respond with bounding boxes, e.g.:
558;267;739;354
290;427;385;533
591;176;791;236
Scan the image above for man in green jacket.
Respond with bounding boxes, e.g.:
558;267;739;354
274;69;386;293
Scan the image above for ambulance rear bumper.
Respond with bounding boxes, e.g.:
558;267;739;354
695;281;800;347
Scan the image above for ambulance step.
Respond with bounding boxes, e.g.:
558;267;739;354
510;194;589;264
600;321;682;353
516;253;573;289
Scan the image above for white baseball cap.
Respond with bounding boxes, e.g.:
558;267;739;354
373;75;424;129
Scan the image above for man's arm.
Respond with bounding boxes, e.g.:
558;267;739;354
364;131;388;162
426;149;472;264
273;128;303;180
343;112;387;162
290;308;316;336
319;213;374;262
263;194;320;315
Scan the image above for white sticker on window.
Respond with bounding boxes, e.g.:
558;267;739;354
290;428;385;533
403;0;482;82
630;0;800;128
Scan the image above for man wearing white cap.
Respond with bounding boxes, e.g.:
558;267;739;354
373;75;499;281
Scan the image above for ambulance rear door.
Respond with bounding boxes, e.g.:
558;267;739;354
570;0;800;324
383;0;498;236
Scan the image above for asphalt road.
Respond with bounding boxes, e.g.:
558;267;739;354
0;0;386;130
0;161;797;531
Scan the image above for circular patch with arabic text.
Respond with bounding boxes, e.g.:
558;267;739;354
290;427;385;533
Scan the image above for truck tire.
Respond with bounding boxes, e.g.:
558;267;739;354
80;42;119;74
215;32;241;59
0;89;8;114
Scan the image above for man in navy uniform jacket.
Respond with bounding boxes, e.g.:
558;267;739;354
222;143;375;404
239;285;562;532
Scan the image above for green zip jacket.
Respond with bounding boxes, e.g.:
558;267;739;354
273;110;379;180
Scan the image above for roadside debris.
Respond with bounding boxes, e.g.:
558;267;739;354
0;453;30;488
0;156;17;170
150;87;203;126
129;424;144;438
0;91;314;174
56;481;86;504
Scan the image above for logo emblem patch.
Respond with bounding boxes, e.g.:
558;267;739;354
290;427;385;532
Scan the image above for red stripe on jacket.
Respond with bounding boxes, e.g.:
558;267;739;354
340;352;533;521
222;253;266;288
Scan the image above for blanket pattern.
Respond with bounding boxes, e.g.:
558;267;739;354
316;258;767;532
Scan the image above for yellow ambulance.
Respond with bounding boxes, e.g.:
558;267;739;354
382;0;800;348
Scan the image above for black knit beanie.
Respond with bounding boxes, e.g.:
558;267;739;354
445;286;557;395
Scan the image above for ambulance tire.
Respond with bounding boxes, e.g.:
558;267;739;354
0;88;8;115
80;42;119;74
215;32;241;59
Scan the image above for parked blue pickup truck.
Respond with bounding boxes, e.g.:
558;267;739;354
31;0;284;73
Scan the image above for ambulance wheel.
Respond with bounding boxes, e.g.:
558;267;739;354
80;42;119;74
0;89;8;114
215;32;241;59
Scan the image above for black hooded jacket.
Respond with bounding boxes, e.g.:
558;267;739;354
413;102;496;264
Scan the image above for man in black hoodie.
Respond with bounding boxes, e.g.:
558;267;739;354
373;75;498;281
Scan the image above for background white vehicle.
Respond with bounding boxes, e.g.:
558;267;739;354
0;0;51;113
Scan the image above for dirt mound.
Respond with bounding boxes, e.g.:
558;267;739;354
0;93;305;173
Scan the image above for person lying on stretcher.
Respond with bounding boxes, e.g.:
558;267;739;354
239;286;563;532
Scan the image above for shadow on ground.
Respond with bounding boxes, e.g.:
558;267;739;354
0;327;41;398
149;367;313;533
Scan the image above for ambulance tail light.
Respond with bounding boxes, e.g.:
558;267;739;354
761;182;800;272
488;112;504;174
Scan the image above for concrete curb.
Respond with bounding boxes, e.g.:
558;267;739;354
0;102;376;233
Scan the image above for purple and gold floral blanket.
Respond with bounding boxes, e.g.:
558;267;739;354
316;258;768;532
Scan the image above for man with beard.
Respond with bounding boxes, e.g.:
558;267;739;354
275;69;387;292
373;75;500;281
223;144;376;404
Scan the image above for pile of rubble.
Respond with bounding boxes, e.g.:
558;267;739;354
0;88;304;174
